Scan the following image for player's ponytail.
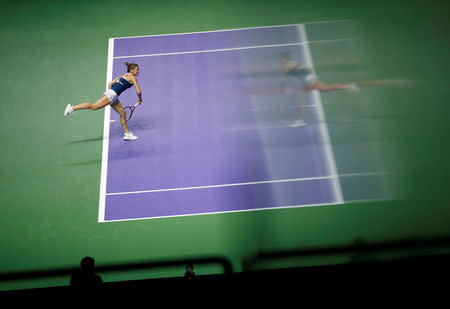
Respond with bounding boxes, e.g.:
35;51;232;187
125;62;139;72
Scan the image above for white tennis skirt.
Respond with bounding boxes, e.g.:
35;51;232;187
104;89;119;104
304;74;318;87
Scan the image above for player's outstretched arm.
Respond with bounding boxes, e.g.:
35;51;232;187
130;75;142;104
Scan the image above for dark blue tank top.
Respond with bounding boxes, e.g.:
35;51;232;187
287;65;311;79
111;77;133;96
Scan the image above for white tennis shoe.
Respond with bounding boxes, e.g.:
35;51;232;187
347;82;360;93
64;104;73;117
289;120;306;128
124;132;138;140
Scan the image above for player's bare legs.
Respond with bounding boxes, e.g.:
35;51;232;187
289;92;307;127
308;80;355;92
110;100;131;134
64;96;111;117
72;96;111;111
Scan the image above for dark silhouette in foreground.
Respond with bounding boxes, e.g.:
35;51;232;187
70;257;103;288
184;263;196;280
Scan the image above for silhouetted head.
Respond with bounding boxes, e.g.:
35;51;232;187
80;256;95;273
185;263;195;279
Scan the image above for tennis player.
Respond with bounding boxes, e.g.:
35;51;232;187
64;62;142;140
280;53;358;127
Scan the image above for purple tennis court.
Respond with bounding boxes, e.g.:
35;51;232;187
98;24;343;222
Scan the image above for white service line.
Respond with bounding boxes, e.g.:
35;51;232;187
106;175;334;196
112;39;352;59
105;172;384;197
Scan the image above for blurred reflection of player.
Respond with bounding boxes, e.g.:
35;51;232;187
280;52;358;127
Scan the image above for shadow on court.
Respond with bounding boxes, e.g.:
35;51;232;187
59;136;103;166
66;136;104;145
63;158;102;167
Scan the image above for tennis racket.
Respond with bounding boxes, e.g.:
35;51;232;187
124;102;140;121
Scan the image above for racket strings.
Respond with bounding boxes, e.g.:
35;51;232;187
125;102;139;121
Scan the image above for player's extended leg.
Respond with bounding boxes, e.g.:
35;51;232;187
308;80;354;92
110;101;130;134
72;96;111;111
289;91;307;127
64;96;111;117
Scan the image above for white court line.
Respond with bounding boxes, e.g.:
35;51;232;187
113;39;352;59
111;19;352;40
106;176;332;196
103;172;384;223
101;201;343;223
98;38;114;223
106;172;384;197
103;196;385;223
297;24;344;204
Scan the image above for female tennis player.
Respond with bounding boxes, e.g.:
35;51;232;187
64;62;142;140
280;52;358;127
281;52;358;92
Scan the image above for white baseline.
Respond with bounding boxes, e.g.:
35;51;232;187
112;19;352;40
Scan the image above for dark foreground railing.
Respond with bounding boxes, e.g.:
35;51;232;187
0;256;233;282
2;235;450;289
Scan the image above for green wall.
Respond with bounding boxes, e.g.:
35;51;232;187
1;0;449;290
